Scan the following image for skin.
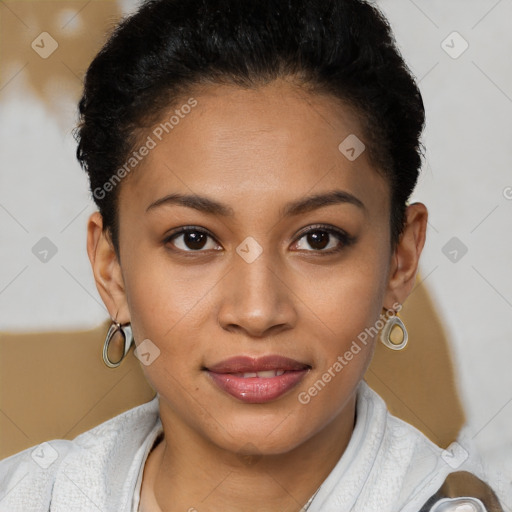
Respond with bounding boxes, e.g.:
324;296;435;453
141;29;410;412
87;78;428;512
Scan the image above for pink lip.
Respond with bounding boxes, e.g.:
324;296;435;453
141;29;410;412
205;355;310;404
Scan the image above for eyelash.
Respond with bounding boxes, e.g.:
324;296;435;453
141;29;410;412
163;224;356;255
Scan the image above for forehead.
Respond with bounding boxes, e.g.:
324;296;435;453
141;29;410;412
120;79;390;220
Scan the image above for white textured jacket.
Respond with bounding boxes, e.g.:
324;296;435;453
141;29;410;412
0;380;504;512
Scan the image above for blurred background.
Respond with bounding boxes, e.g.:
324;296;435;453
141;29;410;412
0;0;511;500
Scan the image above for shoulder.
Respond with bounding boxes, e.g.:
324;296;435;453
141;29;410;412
0;395;160;512
356;382;504;511
0;438;74;512
358;379;446;466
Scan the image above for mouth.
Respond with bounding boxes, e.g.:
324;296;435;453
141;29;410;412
204;355;311;404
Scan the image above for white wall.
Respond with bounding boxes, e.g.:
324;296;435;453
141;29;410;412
377;0;512;500
1;0;511;502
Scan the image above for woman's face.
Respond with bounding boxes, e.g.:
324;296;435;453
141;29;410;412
90;78;424;455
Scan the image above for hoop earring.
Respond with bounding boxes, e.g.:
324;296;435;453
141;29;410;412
380;312;408;351
102;321;134;368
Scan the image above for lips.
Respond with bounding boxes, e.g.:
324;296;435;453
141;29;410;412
205;355;310;404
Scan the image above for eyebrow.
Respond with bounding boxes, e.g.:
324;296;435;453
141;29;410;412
145;190;366;217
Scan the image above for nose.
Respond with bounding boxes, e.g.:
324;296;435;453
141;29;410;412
217;250;298;339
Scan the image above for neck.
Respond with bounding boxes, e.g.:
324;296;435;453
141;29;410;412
150;392;357;512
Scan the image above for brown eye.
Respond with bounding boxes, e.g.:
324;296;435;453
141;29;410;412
165;228;220;252
293;225;356;253
305;231;330;250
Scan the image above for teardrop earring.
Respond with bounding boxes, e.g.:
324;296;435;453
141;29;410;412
102;321;134;368
380;307;408;351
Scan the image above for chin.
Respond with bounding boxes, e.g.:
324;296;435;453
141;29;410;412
202;409;320;457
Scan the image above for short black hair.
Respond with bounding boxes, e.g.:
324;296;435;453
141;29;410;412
75;0;425;256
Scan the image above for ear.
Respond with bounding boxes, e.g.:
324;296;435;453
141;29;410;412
86;212;130;323
383;202;428;310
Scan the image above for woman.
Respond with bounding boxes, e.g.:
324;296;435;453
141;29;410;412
0;0;506;511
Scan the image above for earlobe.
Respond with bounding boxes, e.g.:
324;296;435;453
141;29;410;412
383;202;428;309
86;212;130;323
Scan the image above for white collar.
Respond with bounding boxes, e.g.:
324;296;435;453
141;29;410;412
45;381;462;512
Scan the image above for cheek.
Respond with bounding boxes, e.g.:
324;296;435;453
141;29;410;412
297;246;388;409
295;277;382;428
304;250;387;348
122;258;207;401
122;246;217;344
